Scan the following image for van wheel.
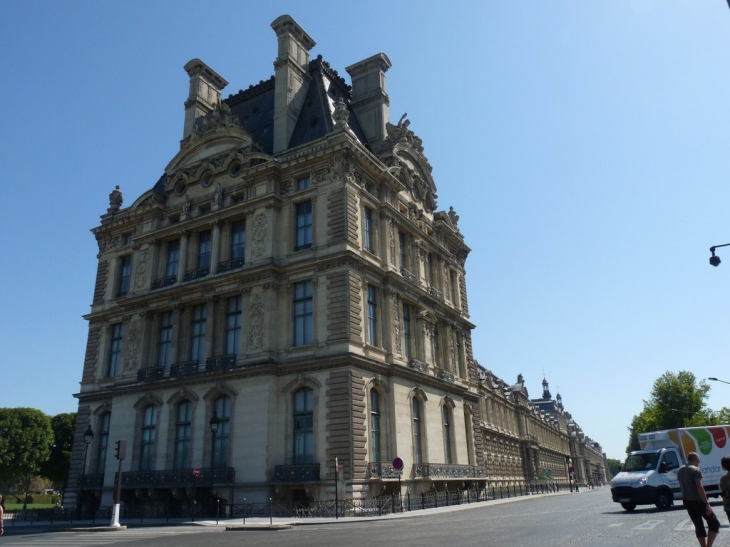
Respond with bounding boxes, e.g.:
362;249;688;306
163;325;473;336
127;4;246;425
655;490;673;510
621;502;636;511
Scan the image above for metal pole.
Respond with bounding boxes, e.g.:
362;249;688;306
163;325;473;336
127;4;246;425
243;498;246;525
269;498;273;526
79;442;89;519
216;499;220;525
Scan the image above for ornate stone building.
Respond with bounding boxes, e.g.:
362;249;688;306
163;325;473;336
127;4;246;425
67;15;606;515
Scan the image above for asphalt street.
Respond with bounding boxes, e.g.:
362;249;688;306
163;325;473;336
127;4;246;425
2;488;727;546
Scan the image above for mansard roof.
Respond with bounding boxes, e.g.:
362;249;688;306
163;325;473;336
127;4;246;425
222;55;367;156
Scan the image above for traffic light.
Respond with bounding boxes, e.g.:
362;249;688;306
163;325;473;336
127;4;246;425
114;439;127;461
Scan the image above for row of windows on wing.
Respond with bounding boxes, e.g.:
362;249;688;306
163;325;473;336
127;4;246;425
368;286;468;376
106;281;314;378
107;282;465;380
85;388;315;475
86;386;471;476
362;205;462;308
114;200;313;297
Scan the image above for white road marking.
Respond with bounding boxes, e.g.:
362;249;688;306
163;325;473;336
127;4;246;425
632;519;664;530
608;523;623;527
675;519;698;531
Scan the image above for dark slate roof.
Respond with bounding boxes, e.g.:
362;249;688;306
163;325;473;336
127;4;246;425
225;77;276;154
223;55;367;155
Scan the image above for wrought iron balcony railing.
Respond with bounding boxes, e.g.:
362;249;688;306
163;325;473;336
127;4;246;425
274;463;320;482
218;257;245;273
400;268;417;284
205;354;237;372
366;462;401;479
436;368;456;383
77;473;104;489
412;463;487;479
184;266;210;282
170;361;199;377
117;467;235;488
151;275;177;290
137;367;164;382
429;286;444;301
408;358;429;374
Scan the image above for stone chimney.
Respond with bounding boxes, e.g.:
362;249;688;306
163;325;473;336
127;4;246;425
182;58;228;141
345;53;392;145
271;15;316;154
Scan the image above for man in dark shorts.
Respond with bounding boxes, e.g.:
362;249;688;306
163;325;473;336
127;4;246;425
677;451;720;547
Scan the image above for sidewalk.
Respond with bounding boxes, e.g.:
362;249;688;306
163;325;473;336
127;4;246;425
3;489;583;532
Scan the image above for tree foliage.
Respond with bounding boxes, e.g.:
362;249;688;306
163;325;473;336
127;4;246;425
626;371;710;453
607;458;622;477
0;408;54;483
40;413;76;489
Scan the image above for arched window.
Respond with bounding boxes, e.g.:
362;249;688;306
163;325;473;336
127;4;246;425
95;412;110;474
370;389;382;462
139;405;158;471
174;401;193;469
293;388;314;464
213;396;231;467
443;405;453;464
413;398;423;465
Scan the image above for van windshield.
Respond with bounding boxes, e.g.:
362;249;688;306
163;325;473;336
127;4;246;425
623;452;660;472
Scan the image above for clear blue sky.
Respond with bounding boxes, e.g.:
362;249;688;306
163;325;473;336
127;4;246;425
2;1;730;462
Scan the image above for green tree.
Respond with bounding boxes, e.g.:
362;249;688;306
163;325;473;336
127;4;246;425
40;413;76;490
607;458;622;477
0;408;53;483
626;371;709;453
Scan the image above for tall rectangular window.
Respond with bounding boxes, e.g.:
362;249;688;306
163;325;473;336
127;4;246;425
173;401;192;470
226;296;242;355
197;231;211;269
432;324;440;367
118;256;131;296
455;331;463;375
190;304;207;363
427;253;434;286
297;176;311;190
107;323;123;377
443;406;453;464
293;388;314;464
95;413;110;475
399;231;407;269
403;303;412;359
213;396;231;467
449;270;457;304
157;312;173;369
166;240;180;277
413;399;423;465
370;389;382;462
295;201;312;251
293;281;313;346
231;221;245;260
364;207;374;253
139;405;157;471
367;285;377;346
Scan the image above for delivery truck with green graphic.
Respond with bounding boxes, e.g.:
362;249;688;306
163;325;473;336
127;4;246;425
610;426;728;511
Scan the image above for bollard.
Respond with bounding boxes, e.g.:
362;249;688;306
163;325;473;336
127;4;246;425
243;498;246;525
269;498;273;526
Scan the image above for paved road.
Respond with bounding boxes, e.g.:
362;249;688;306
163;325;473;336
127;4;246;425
4;488;728;546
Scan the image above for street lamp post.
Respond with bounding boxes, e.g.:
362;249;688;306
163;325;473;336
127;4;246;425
708;243;730;267
209;410;220;513
78;424;94;519
708;377;730;385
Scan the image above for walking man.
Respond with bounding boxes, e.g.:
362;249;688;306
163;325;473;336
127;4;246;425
677;451;720;547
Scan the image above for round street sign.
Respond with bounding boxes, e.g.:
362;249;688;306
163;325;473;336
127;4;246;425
193;467;201;477
392;457;404;471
